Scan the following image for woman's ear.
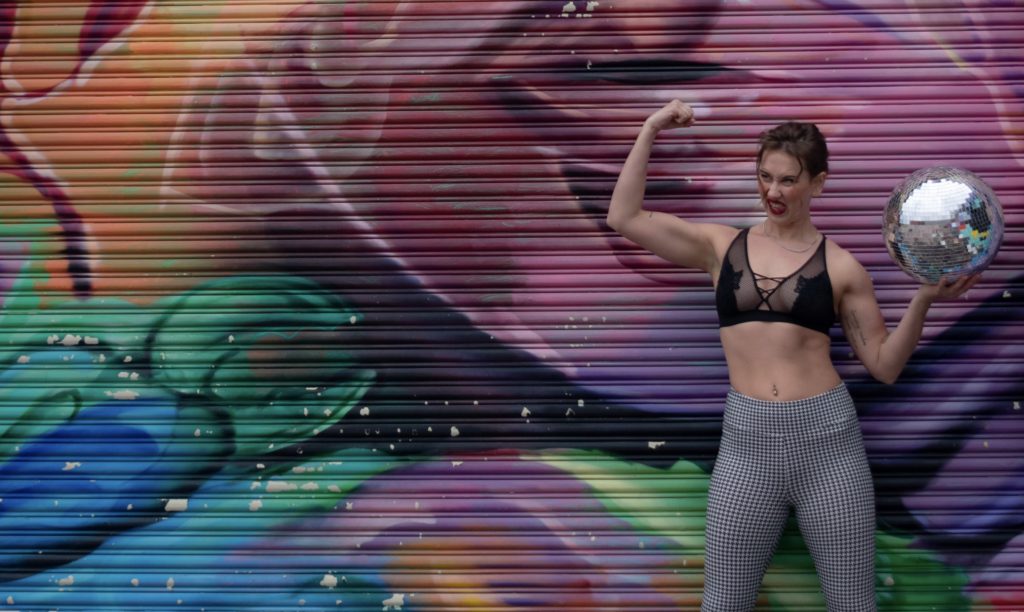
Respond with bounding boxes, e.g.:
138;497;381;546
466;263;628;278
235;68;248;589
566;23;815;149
812;171;828;196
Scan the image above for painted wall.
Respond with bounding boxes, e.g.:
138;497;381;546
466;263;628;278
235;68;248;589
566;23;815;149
0;1;1021;609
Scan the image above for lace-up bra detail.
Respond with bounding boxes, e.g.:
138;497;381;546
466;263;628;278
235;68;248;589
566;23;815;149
715;227;835;336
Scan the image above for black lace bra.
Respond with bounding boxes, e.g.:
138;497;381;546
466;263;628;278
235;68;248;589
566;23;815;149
714;227;835;336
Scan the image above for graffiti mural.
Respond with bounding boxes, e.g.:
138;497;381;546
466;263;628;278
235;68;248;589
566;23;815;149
0;1;1021;609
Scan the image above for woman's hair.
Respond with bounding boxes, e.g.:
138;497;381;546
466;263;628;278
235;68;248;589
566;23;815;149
756;121;829;179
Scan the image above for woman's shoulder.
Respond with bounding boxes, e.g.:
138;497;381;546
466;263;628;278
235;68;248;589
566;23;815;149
823;237;871;288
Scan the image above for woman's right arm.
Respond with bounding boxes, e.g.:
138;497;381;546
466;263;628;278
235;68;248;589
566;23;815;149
606;100;729;274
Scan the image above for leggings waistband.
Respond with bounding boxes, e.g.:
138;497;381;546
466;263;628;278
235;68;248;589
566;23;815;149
724;383;857;437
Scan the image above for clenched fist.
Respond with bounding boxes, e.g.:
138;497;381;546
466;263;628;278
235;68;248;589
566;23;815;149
644;99;695;133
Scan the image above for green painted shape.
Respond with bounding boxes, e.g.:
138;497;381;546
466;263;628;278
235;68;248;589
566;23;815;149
147;275;374;456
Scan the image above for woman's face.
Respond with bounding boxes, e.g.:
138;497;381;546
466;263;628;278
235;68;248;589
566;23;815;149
757;150;827;225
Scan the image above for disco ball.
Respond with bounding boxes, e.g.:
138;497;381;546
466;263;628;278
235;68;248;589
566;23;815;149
883;166;1003;284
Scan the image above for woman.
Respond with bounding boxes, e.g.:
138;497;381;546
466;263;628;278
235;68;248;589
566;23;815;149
606;100;978;611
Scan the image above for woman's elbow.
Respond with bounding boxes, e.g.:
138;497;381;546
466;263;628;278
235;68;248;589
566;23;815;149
870;364;902;385
605;212;621;232
605;207;631;233
874;372;900;385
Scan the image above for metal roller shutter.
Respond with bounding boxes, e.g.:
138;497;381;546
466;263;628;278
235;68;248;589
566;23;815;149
0;1;1020;610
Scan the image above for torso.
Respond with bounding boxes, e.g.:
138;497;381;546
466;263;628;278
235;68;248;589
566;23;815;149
710;225;844;401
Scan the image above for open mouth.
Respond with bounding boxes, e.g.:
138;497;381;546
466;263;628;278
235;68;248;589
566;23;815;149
766;200;787;216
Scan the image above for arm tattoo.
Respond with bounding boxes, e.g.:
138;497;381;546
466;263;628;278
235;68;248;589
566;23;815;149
845;310;868;347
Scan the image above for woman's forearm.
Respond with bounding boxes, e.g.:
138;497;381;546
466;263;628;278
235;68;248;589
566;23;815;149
874;290;934;383
606;122;659;230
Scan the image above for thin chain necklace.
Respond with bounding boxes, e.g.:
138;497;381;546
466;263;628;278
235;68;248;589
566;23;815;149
758;222;819;254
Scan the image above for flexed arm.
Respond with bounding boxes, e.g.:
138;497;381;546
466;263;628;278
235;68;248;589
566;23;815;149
607;100;731;274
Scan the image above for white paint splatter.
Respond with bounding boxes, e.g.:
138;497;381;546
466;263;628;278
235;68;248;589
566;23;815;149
577;399;585;407
228;334;235;343
249;500;263;512
165;498;188;512
301;482;319;491
359;407;370;416
451;461;463;467
450;426;460;437
1004;290;1013;298
328;485;341;493
166;577;175;590
382;593;405;610
84;336;99;345
62;462;81;472
560;1;576;17
123;355;133;363
131;578;140;587
105;390;140;400
16;355;29;364
320;574;338;588
521;407;531;418
57;575;74;587
648;441;666;450
46;335;60;345
61;334;82;346
6;596;13;604
194;428;202;438
349;315;358;325
266;481;298;493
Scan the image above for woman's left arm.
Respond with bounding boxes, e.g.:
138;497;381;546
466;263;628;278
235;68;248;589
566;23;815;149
836;251;980;384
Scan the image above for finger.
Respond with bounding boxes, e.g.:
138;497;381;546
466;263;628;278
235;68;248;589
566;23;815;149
962;273;983;292
949;274;982;299
953;273;980;290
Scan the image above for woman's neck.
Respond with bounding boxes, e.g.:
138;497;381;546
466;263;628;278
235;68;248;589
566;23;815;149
760;219;818;243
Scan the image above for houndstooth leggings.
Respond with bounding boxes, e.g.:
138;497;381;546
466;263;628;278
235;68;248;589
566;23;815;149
701;383;876;612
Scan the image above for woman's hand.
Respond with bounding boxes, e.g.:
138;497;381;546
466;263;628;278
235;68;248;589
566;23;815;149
643;99;695;133
919;273;983;304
